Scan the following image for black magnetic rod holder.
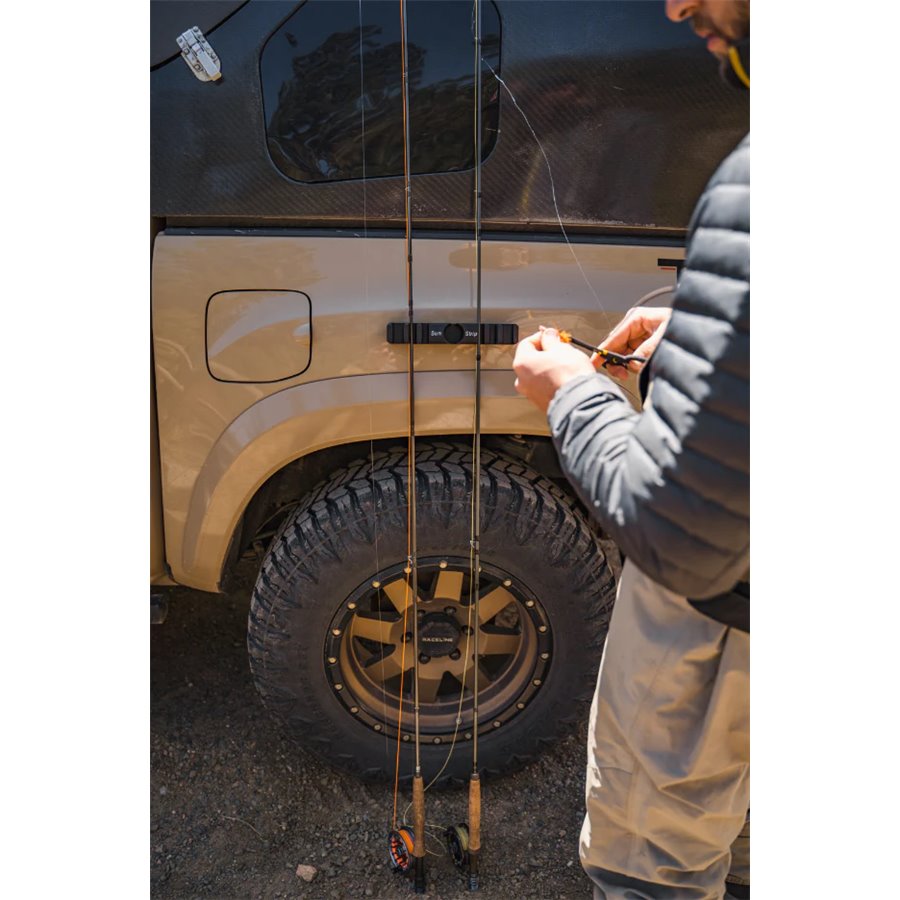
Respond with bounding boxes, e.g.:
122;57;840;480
387;322;519;345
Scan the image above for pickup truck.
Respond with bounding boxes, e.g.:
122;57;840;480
151;0;748;784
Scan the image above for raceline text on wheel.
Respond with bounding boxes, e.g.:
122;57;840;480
247;443;616;785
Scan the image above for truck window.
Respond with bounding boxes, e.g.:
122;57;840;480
260;0;501;183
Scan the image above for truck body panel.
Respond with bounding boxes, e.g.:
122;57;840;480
151;232;680;589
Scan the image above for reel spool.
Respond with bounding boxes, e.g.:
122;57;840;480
444;823;470;869
388;827;416;875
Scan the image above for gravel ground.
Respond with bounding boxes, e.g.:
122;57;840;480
151;562;594;899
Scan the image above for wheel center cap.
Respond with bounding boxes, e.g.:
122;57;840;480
418;613;461;658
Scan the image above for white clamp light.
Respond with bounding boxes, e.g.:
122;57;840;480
177;27;221;82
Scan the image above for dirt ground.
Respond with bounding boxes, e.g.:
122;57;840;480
151;562;594;899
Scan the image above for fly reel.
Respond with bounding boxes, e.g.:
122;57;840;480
444;823;470;868
388;827;416;875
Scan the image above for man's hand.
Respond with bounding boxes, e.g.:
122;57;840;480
513;327;596;414
594;307;673;379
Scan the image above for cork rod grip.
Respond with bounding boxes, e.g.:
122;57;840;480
412;774;426;893
412;775;426;858
468;773;481;852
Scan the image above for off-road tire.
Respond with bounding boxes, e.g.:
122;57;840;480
247;442;616;785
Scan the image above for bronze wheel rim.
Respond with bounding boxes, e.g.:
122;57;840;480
324;556;552;742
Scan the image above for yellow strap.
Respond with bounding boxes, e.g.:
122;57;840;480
728;46;750;88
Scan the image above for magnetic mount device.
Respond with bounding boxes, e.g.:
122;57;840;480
387;322;519;345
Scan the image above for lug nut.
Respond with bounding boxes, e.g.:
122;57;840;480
350;706;359;714
374;724;382;731
327;657;337;665
538;625;547;633
493;720;502;728
433;737;441;744
439;560;448;569
334;683;343;691
465;732;472;740
540;652;550;660
372;580;381;588
462;626;474;636
525;600;535;608
533;678;542;686
503;579;512;587
516;702;525;710
419;654;430;664
348;602;357;610
402;734;410;742
449;649;461;661
445;606;457;616
403;632;413;643
332;628;342;636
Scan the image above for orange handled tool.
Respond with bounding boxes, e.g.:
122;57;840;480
558;330;647;368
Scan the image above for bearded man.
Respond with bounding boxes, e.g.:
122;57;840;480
512;2;751;898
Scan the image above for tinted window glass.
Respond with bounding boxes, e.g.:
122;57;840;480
261;0;500;183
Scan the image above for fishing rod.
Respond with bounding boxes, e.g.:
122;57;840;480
466;0;484;889
387;1;487;892
385;0;427;893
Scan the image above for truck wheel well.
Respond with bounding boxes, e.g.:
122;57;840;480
221;434;606;589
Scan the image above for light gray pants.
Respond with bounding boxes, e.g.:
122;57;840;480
580;560;750;900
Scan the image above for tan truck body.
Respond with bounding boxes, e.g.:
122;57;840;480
151;232;678;591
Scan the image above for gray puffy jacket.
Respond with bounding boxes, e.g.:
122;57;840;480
547;134;749;605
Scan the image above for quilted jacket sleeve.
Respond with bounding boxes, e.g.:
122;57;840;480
547;135;749;599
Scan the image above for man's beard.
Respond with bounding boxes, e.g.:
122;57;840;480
691;2;750;47
688;3;750;89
